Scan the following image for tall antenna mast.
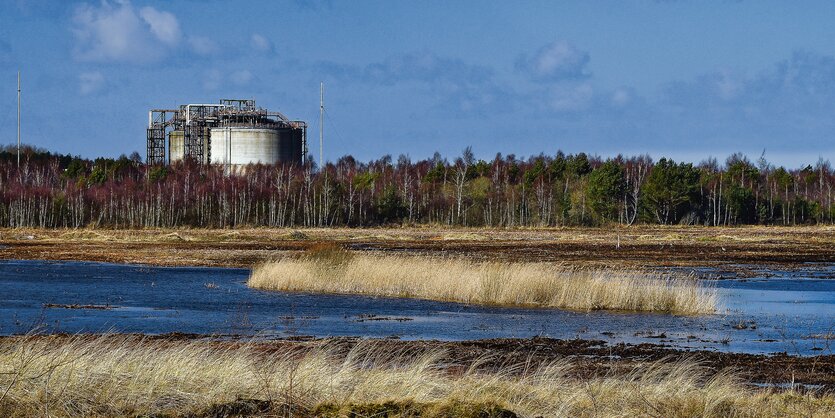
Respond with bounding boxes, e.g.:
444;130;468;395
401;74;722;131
17;70;20;168
319;82;324;168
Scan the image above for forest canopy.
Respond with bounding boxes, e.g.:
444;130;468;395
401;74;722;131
0;145;832;228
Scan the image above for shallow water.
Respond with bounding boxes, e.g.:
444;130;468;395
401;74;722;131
0;260;833;355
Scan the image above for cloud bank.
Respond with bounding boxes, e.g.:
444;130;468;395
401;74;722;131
516;40;591;82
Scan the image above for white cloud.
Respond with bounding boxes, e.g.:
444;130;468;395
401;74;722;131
71;1;188;63
549;83;593;112
518;40;590;82
202;69;257;90
72;0;153;62
139;6;180;45
79;71;105;95
230;69;253;85
714;70;743;101
188;36;219;56
251;33;273;53
319;52;492;86
611;87;632;107
203;69;222;91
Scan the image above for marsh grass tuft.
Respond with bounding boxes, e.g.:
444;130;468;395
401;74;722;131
249;254;717;315
0;335;832;417
302;242;355;278
302;242;355;265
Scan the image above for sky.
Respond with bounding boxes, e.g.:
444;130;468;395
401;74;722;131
1;0;835;167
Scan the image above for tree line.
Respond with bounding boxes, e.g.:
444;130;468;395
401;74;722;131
0;144;833;228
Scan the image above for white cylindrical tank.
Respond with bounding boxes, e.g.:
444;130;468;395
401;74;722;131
210;128;281;166
169;130;184;163
169;130;210;164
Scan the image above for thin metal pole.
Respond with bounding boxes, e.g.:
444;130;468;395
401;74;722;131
319;82;324;167
17;70;21;168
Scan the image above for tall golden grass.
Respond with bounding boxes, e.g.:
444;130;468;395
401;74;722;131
248;248;716;315
0;335;832;417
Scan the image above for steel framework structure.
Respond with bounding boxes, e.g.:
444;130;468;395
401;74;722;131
145;99;307;165
146;111;168;165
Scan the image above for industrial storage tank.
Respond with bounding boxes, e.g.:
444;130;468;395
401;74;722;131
168;130;184;163
209;127;305;167
146;99;307;167
168;130;210;164
210;128;279;166
280;128;305;163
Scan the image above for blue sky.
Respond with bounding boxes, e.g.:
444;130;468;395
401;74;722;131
2;0;835;167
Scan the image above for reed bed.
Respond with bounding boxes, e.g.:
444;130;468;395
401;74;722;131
0;335;832;417
248;248;716;315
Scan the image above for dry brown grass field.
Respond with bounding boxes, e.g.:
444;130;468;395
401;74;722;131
1;225;835;269
1;335;833;418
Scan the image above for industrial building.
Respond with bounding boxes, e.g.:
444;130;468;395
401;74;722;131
146;99;307;168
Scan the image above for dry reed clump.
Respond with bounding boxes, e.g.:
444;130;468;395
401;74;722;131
248;248;717;315
0;335;833;418
58;230;111;241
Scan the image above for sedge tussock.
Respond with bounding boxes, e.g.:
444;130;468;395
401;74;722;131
0;336;833;417
248;250;716;315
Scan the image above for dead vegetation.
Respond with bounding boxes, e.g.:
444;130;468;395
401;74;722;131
0;335;833;418
3;225;835;269
249;244;717;315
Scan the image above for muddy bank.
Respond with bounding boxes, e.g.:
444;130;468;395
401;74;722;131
430;337;835;391
288;337;835;391
1;226;835;270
